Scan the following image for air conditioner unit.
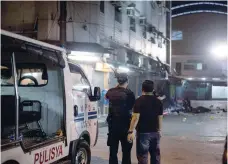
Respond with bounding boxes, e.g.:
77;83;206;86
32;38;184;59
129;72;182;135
143;31;147;39
147;25;156;33
156;1;163;7
127;8;135;17
147;26;153;33
150;1;156;9
149;37;156;44
110;1;121;7
139;17;146;26
131;54;139;66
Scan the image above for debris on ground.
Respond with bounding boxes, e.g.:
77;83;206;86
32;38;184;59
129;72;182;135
192;106;211;113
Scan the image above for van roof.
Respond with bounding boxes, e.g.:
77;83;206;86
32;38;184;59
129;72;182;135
1;29;66;53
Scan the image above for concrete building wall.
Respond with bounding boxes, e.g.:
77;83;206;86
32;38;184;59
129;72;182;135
66;1;100;43
1;1;168;63
1;1;36;32
172;55;227;79
99;1;167;63
1;1;60;40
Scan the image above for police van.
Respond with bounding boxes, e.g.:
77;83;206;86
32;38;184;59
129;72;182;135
1;29;100;164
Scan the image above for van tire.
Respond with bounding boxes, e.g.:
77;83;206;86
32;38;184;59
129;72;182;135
2;160;19;164
71;140;91;164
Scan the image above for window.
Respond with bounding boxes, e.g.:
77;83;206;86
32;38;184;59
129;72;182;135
100;1;104;13
1;63;48;86
184;64;195;70
172;31;183;40
196;63;202;70
184;63;206;71
142;27;146;39
175;62;182;75
130;17;136;32
115;7;122;23
69;63;91;94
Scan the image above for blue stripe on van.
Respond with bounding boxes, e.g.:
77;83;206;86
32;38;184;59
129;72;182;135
88;111;97;115
77;113;84;117
88;115;97;119
74;118;84;122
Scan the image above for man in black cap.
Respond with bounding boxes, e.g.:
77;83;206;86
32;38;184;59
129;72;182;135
106;73;135;164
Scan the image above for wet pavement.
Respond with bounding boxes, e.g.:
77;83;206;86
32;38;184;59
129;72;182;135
91;112;227;164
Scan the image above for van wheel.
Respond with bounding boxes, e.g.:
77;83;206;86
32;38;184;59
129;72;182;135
2;160;19;164
72;141;91;164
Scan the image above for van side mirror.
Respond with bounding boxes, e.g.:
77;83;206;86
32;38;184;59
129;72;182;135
89;87;101;101
94;87;101;100
74;105;78;117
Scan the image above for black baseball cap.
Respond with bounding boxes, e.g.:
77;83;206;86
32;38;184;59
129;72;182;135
116;73;129;85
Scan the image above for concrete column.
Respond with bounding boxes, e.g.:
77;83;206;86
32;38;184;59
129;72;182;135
166;0;172;71
59;1;67;46
104;72;109;89
103;72;109;115
136;76;140;98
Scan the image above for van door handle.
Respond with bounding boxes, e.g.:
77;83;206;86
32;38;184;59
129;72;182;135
74;105;78;117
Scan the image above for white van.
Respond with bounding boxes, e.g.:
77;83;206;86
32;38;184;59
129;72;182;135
1;29;100;164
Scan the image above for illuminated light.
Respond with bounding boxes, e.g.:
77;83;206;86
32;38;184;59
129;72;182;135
172;10;228;18
1;66;8;69
68;51;101;62
103;53;110;58
73;85;90;90
95;62;103;70
212;78;220;81
187;77;193;80
211;44;228;58
172;2;227;10
201;77;206;81
118;66;130;72
95;63;113;72
23;72;39;77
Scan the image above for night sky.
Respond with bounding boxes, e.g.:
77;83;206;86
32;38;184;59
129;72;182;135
172;1;227;15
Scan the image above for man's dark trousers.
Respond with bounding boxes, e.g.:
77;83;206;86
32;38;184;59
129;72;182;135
136;132;160;164
109;129;133;164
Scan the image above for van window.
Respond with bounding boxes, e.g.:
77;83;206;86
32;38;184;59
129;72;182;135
1;63;47;86
68;63;91;93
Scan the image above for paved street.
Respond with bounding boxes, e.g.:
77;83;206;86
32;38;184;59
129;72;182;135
92;112;227;164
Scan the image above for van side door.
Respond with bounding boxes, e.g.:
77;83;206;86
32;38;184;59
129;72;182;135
69;63;91;135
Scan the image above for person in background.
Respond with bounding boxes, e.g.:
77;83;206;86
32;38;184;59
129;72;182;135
127;80;163;164
106;73;135;164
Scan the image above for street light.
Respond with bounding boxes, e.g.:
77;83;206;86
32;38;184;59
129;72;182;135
118;66;130;73
211;44;228;59
68;51;101;62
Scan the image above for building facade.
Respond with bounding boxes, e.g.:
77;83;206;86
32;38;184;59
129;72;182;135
1;1;171;116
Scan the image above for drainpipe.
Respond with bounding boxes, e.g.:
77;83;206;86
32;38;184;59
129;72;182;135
166;0;171;72
12;53;19;140
59;1;67;47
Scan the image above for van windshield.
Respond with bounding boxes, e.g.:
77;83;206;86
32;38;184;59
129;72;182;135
1;63;47;86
